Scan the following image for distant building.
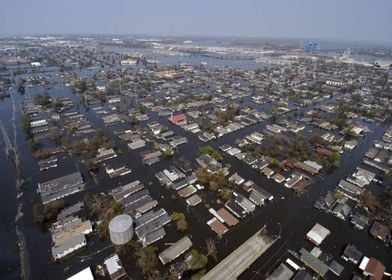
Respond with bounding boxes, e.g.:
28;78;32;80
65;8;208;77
305;42;319;53
30;62;41;67
169;113;187;125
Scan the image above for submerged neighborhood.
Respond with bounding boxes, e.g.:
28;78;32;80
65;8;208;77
0;34;392;280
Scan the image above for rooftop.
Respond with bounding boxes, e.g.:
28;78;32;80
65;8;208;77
159;236;192;265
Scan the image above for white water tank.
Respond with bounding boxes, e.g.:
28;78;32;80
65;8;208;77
108;214;133;245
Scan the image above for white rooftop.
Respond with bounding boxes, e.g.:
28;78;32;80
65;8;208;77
359;256;370;271
104;254;123;276
306;223;331;245
67;267;94;280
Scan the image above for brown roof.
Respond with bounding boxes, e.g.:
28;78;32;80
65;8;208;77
216;208;239;226
366;258;385;280
316;146;333;157
207;218;228;236
370;221;390;241
283;159;295;169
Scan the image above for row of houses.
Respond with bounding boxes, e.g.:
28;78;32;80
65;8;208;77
109;180;171;246
298;223;387;279
50;202;92;260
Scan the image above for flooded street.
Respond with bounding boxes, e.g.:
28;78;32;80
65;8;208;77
0;50;391;280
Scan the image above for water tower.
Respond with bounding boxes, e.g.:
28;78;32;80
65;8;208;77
108;214;133;245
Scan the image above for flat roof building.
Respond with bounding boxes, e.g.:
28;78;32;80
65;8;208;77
306;223;330;246
67;267;94;280
38;172;84;204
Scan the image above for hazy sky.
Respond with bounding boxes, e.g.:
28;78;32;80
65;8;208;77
1;0;392;42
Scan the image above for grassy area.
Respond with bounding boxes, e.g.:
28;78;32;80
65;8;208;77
65;130;113;157
135;246;159;279
34;93;52;107
243;135;341;170
198;145;224;162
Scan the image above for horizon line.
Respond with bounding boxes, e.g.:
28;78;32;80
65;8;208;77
1;32;392;46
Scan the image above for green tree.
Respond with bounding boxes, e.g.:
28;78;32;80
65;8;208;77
198;146;224;161
136;246;159;279
189;249;208;270
33;200;65;224
171;212;188;232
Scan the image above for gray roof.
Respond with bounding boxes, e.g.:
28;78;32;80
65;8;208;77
135;210;170;238
121;189;150;207
342;244;363;264
299;248;329;277
143;227;166;245
293;270;313;280
110;180;144;201
57;201;84;220
338;180;362;195
39;172;84;204
268;263;294;280
159;236;192;265
134;209;169;229
250;184;273;200
351;212;369;229
186;194;202;206
329;260;344;276
332;203;352;218
124;196;154;215
51;234;86;259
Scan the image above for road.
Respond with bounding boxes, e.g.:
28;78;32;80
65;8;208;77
201;226;278;280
